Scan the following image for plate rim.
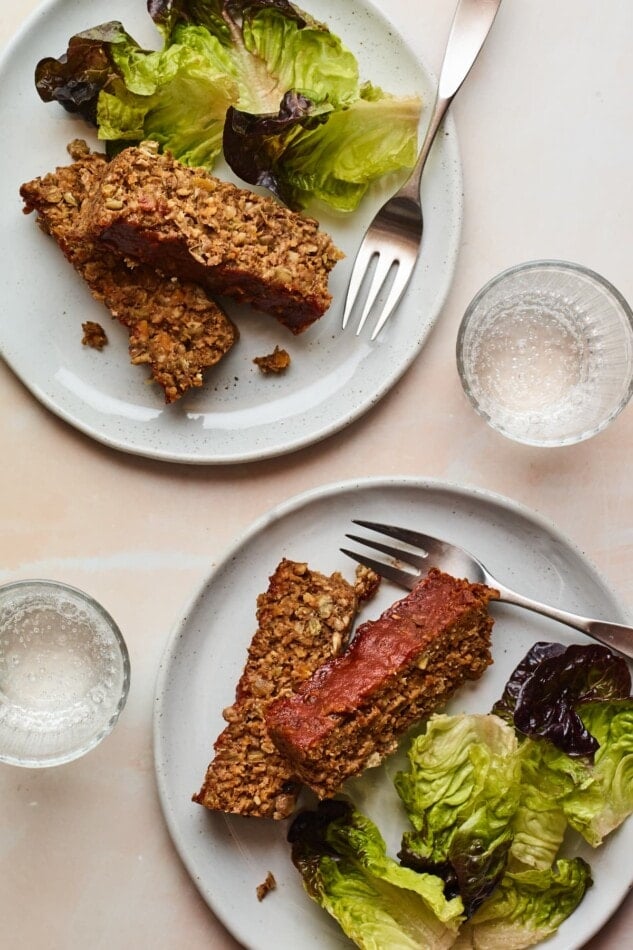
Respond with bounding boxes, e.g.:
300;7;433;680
153;474;632;947
0;0;463;465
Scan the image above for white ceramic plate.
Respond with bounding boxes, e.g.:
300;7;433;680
0;0;462;465
154;477;633;950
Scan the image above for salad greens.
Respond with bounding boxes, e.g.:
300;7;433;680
492;641;631;759
288;642;633;949
494;641;633;848
455;859;592;950
518;699;633;848
34;0;421;210
395;714;522;917
288;799;464;950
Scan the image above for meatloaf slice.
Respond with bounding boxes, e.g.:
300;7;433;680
266;569;498;798
193;559;379;820
78;145;343;334
19;141;237;404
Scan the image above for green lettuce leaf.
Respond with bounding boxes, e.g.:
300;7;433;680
242;6;360;110
99;31;239;166
493;643;633;848
520;700;633;847
455;859;592;949
224;90;420;209
570;701;633;844
395;714;522;918
506;777;568;872
288;799;463;950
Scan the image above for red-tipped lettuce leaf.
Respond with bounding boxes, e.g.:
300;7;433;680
493;642;631;761
223;91;326;205
148;0;308;37
34;22;144;125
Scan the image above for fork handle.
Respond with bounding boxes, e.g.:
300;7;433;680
401;0;502;202
494;581;633;661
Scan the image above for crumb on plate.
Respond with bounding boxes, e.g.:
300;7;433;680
256;871;277;902
253;346;291;375
81;320;108;350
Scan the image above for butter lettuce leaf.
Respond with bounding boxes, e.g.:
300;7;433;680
492;640;633;847
569;700;633;844
395;714;522;918
519;700;633;847
455;859;592;949
98;32;238;167
34;0;421;210
224;89;420;209
506;779;568;872
288;799;463;950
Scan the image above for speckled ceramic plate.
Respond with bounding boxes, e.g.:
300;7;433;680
154;477;633;949
0;0;462;464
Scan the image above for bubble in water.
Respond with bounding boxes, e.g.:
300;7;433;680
470;298;588;414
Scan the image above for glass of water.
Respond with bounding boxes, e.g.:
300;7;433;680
456;261;633;446
0;580;130;767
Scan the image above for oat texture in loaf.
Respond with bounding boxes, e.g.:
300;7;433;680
193;559;379;820
19;141;237;403
79;146;344;334
266;569;498;798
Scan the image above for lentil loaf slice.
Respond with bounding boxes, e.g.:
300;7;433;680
78;146;344;334
193;559;379;820
19;141;237;404
266;568;499;798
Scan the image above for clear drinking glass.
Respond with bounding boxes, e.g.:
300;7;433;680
0;580;130;767
456;260;633;446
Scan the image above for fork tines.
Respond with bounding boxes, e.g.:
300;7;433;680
352;519;433;552
344;533;427;569
341;521;431;590
340;545;419;590
342;249;415;341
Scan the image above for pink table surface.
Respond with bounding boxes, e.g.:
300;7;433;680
1;1;631;947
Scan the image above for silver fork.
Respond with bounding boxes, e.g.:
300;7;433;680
342;0;502;340
341;519;633;660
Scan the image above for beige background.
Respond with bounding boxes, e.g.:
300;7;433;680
1;1;631;947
